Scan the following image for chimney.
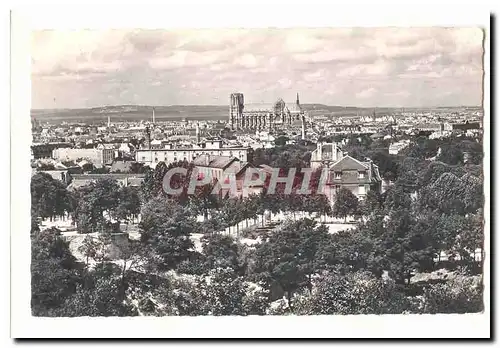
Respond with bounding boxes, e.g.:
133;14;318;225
301;115;306;140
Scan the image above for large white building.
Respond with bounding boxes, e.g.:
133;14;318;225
52;148;115;168
388;140;411;155
135;139;253;169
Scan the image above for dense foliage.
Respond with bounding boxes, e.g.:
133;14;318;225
30;135;484;316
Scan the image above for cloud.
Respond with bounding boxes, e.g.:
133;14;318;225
356;87;377;99
31;28;484;109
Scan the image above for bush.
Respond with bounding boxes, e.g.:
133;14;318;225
422;275;483;314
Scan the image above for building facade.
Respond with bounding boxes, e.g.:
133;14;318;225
67;173;145;190
135;139;253;169
323;155;382;201
192;154;264;198
52;148;116;168
310;142;344;169
229;92;306;131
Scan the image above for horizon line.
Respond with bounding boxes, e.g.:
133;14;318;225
31;103;483;111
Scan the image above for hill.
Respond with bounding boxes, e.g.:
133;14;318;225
31;104;481;124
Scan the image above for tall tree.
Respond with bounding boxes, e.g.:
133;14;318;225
31;227;81;316
201;234;241;272
116;186;141;223
437;144;464;165
73;178;121;233
253;218;328;309
332;188;359;222
31;173;72;220
140;197;196;270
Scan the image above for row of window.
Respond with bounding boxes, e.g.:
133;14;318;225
334;185;367;194
150;151;244;156
333;171;366;179
141;152;246;163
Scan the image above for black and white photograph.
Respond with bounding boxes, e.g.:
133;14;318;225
8;5;491;339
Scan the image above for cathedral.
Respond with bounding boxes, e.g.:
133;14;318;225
229;92;306;130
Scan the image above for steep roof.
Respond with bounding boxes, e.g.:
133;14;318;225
192;154;239;169
330;155;369;171
285;103;302;113
34;170;69;181
244;103;274;112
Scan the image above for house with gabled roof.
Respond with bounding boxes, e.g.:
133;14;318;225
323;154;382;201
193;154;264;198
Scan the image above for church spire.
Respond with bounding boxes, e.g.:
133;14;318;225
296;92;300;105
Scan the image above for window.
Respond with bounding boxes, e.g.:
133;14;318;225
334;171;342;179
358;171;365;179
183;157;187;161
174;157;177;162
335;185;341;193
154;157;158;162
141;156;146;161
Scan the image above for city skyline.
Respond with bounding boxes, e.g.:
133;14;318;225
32;28;484;109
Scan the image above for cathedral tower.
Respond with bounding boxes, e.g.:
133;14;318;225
229;93;244;130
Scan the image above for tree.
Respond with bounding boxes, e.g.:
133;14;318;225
369;209;435;285
454;211;484;272
116;186;141;223
461;173;483;214
38;163;56;170
274;136;290;146
31;173;72;220
73;178;121;233
383;184;412;213
369;151;399;182
359;188;383;217
55;272;138;317
295;271;410;315
201;268;248;316
419;172;468;215
140;197;196;270
253;218;329;310
332;188;359;222
140;167;156;202
81;163;95;172
201;234;241;272
130;161;147;174
189;183;220;220
318;227;375;273
405;137;439;159
437;145;464;165
31;227;81;316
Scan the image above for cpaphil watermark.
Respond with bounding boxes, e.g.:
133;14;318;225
162;166;330;197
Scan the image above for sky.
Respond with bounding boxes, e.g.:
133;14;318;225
31;27;484;109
